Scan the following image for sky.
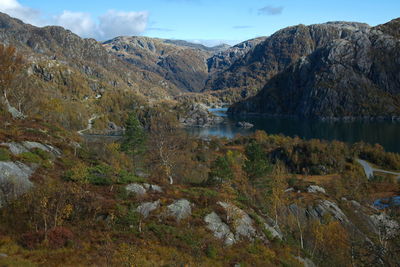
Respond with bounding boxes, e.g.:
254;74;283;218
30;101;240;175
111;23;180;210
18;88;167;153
0;0;399;46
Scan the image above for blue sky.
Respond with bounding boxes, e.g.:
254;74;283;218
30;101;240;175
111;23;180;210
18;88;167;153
1;0;399;46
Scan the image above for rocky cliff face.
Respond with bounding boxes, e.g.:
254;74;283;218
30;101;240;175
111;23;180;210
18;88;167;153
207;22;371;96
103;36;213;92
229;19;400;119
206;37;267;74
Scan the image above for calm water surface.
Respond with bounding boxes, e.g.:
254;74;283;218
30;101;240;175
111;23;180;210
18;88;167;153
186;108;400;153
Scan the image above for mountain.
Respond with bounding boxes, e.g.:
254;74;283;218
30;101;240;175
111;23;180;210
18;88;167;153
207;36;267;73
163;39;230;53
103;36;272;93
103;36;214;92
0;12;190;131
1;12;400;267
228;19;400;119
0;12;181;99
206;22;371;98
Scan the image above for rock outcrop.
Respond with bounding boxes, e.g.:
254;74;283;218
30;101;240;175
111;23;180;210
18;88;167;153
307;185;326;194
125;183;163;197
103;36;211;92
0;141;62;205
370;213;399;239
218;202;258;241
229;19;400;119
178;103;224;127
0;161;34;205
288;199;349;224
236;121;254;129
207;37;267;73
125;183;147;197
204;212;236;246
0;12;181;101
167;199;192;221
137;200;161;218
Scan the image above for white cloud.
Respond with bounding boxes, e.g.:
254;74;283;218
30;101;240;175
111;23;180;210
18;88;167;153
0;0;19;9
0;0;149;40
55;11;97;38
98;10;149;40
0;0;43;26
258;6;284;16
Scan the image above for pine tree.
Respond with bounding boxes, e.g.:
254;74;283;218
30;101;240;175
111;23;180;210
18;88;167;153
244;141;272;179
121;112;146;157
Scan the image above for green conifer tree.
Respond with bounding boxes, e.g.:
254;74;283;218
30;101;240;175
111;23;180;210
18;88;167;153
121;112;146;157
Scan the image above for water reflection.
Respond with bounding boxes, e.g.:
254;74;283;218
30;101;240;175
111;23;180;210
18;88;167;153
187;108;400;153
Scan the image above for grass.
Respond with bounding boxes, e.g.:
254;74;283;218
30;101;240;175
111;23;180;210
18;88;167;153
0;147;11;161
18;152;42;164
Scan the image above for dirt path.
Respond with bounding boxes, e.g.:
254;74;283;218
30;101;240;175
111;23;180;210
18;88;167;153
356;159;400;180
77;115;98;135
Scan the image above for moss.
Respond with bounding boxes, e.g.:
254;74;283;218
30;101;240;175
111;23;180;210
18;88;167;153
117;170;145;184
18;152;42;164
0;147;11;161
31;148;51;161
206;244;218;259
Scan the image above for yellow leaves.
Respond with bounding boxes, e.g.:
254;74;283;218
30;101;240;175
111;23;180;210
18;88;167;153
56;204;74;228
0;44;23;93
40;197;49;209
62;204;73;220
41;98;65;114
68;162;89;183
254;130;269;143
309;219;350;265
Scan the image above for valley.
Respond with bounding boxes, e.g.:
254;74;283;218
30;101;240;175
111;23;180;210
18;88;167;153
0;10;399;267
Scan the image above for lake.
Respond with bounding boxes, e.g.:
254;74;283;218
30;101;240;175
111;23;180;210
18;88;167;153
186;108;400;154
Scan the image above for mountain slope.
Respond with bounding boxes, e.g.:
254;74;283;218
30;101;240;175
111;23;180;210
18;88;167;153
206;22;371;98
206;37;267;74
103;36;214;92
163;39;230;53
0;12;180;99
229;19;400;119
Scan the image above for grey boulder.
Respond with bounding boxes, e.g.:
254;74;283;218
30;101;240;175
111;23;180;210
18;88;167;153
0;161;35;205
307;185;326;194
167;199;192;221
125;183;147;197
204;212;236;246
218;201;257;240
137;200;161;218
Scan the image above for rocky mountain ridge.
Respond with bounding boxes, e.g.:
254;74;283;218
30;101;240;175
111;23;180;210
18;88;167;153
207;21;372;94
102;36;212;92
103;36;265;93
229;18;400;119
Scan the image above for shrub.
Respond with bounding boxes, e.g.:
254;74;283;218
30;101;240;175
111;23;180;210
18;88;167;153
207;155;233;185
47;227;74;249
63;162;89;182
115;204;140;233
206;244;218;259
18;152;42;164
121;112;146;156
0;147;11;161
20;231;44;249
31;148;51;161
87;163;114;185
244;141;272;179
20;227;74;249
117;170;145;184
